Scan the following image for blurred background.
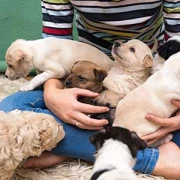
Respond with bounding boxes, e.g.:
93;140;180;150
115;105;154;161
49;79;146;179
0;0;42;72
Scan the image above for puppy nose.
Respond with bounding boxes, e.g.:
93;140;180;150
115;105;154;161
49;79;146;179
5;75;8;78
114;42;121;47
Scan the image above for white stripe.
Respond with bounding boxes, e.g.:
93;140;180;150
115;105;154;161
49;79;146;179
43;21;72;28
165;19;180;25
42;2;72;10
104;17;151;26
72;0;160;7
42;8;73;16
164;13;180;19
166;31;180;37
75;2;162;14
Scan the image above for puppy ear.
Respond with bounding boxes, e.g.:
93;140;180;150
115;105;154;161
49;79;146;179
89;129;106;150
143;54;153;68
130;131;147;158
17;49;32;62
94;68;107;82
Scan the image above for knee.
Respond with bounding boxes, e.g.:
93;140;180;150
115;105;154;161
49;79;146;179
0;90;44;112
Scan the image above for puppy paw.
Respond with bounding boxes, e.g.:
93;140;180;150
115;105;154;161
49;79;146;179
20;85;34;91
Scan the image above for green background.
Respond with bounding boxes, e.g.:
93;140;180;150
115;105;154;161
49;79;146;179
0;0;42;72
0;1;78;72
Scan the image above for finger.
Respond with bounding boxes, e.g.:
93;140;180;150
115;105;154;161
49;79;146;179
77;102;109;114
171;99;180;108
74;121;103;130
72;113;108;127
73;88;99;98
146;137;161;146
145;114;169;126
141;131;161;141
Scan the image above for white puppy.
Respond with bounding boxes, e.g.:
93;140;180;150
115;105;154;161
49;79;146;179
90;127;146;180
5;38;112;91
114;52;180;143
103;39;153;96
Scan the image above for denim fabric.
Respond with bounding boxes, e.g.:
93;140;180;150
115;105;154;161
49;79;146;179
133;148;159;174
0;90;180;173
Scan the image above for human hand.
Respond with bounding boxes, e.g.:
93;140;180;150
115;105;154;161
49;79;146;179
44;79;109;130
141;100;180;145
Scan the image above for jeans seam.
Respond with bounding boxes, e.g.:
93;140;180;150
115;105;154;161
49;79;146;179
144;148;158;174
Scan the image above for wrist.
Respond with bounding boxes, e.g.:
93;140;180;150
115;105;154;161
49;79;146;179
44;79;64;98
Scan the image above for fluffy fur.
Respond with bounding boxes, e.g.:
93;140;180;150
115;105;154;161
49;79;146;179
5;38;112;91
0;110;64;180
152;36;180;74
103;39;153;96
90;127;146;180
114;52;180;144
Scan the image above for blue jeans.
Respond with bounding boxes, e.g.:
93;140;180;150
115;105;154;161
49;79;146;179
0;90;180;174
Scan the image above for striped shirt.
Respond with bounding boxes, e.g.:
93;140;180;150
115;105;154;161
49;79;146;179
41;0;180;56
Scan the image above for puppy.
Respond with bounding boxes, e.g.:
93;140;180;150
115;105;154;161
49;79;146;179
64;61;122;123
90;127;147;180
5;38;112;91
91;90;123;126
0;110;64;180
103;39;153;96
64;61;107;93
64;60;108;104
113;52;180;145
152;36;180;74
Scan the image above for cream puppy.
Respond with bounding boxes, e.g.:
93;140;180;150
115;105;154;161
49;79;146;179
5;38;112;91
0;110;64;180
103;39;153;96
113;52;180;142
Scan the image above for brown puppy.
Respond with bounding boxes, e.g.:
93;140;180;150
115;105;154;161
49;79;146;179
64;61;107;93
103;39;153;97
64;61;121;123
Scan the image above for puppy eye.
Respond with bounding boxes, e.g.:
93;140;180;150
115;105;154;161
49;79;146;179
130;47;135;53
8;64;13;68
78;75;85;81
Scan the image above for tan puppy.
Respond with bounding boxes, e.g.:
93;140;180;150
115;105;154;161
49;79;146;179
5;38;112;91
113;52;180;145
0;110;64;180
103;39;153;97
64;61;122;124
64;60;108;104
64;61;107;93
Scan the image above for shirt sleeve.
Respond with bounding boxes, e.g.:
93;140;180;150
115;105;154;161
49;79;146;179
41;0;74;39
163;0;180;39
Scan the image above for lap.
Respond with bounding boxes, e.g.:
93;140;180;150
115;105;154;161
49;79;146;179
0;90;180;168
0;90;96;161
